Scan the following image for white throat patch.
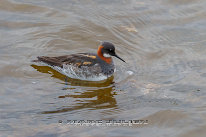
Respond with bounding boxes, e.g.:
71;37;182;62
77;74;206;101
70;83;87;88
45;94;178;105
103;53;111;58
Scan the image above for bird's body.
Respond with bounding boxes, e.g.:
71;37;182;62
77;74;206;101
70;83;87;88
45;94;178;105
34;42;125;81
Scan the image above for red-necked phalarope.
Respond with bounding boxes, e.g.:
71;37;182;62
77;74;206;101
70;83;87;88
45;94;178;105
34;42;125;81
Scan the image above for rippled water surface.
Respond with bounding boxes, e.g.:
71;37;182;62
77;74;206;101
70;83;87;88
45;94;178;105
1;0;206;136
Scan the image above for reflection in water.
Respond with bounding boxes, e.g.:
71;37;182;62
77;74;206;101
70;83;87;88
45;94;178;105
43;87;117;114
31;64;117;114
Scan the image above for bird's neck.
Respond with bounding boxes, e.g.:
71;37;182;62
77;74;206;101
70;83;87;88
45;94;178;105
97;46;112;64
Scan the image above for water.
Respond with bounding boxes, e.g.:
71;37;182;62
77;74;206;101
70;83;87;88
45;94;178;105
0;0;206;136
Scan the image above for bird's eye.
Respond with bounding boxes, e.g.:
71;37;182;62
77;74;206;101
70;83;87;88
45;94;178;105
110;49;112;51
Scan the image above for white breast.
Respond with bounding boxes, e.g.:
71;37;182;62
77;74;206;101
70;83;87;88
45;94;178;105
53;64;110;81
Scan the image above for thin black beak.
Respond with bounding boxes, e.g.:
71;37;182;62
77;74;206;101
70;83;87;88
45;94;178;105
114;54;125;62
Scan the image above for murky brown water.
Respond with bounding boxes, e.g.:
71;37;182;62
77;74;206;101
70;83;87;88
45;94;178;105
1;0;206;136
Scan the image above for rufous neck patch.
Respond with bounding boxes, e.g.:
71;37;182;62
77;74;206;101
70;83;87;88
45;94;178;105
97;45;112;64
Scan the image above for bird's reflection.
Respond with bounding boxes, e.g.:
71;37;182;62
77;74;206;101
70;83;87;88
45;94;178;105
31;64;117;114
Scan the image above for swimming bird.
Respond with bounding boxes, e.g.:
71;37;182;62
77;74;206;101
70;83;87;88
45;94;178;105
34;42;125;81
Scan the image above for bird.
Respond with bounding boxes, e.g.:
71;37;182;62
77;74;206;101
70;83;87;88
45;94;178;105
33;42;125;81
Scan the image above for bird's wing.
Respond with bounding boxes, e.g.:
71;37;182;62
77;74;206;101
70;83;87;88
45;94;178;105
36;53;98;68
